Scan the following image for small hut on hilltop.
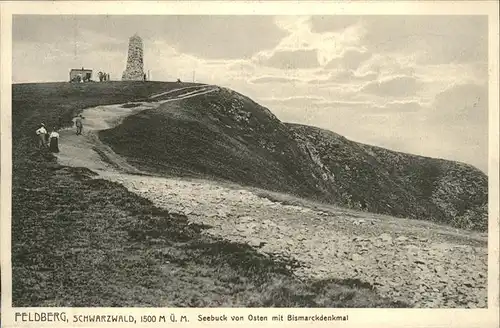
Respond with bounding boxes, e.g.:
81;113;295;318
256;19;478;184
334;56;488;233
69;68;93;83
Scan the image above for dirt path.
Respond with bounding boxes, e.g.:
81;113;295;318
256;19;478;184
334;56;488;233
55;86;488;308
56;85;219;172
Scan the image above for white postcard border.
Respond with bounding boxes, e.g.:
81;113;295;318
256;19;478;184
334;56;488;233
1;1;499;328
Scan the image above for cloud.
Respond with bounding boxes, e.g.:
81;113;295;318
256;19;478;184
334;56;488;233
261;96;326;108
13;15;82;44
412;82;488;171
360;15;487;65
250;76;302;84
305;99;422;113
356;53;417;79
360;76;422;98
337;70;378;82
307;70;378;88
376;100;423;113
256;15;364;69
311;100;372;109
262;96;422;119
325;48;372;70
429;82;487;126
309;15;487;65
13;15;288;60
258;49;320;69
309;16;360;33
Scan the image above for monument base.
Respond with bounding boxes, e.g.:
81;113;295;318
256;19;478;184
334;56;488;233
122;71;144;81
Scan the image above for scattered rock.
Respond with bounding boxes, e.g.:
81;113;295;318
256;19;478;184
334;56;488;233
238;216;253;222
248;238;266;248
373;239;384;248
358;247;369;253
434;266;445;274
379;233;393;243
477;299;487;308
351;253;363;261
91;170;488;309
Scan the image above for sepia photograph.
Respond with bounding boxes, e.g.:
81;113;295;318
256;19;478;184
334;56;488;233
3;3;498;319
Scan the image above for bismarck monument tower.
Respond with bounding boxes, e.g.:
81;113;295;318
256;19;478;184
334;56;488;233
122;34;145;81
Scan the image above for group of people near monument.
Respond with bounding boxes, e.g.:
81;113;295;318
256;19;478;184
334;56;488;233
98;71;110;82
35;114;85;153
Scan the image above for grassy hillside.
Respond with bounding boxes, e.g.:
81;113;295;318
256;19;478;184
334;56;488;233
100;87;488;231
13;82;198;160
288;124;488;231
11;82;406;307
100;87;338;201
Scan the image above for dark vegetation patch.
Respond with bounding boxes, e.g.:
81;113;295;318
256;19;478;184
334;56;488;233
12;82;408;307
121;103;143;108
287;124;488;231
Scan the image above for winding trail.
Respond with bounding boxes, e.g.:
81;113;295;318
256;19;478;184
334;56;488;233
54;85;488;309
56;85;218;172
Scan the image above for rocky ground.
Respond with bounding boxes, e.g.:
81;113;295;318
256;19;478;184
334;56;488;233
55;86;488;308
96;172;488;308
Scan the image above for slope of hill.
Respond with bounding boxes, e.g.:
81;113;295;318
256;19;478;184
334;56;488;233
99;87;488;231
12;82;200;161
11;82;409;308
100;87;338;200
288;124;489;231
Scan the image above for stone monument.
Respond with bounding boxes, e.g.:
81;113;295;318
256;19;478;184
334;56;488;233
122;34;145;81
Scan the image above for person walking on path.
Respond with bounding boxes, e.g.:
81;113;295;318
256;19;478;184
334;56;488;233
49;127;60;153
74;114;85;135
35;123;48;149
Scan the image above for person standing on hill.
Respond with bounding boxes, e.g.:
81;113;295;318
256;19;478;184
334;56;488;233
74;114;85;135
35;123;47;149
49;127;60;153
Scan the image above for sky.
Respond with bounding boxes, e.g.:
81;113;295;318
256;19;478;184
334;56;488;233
12;15;489;173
